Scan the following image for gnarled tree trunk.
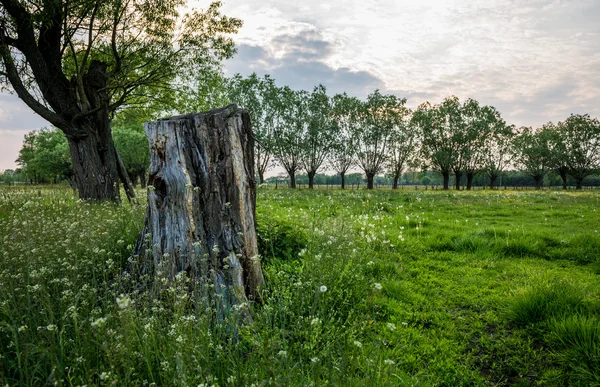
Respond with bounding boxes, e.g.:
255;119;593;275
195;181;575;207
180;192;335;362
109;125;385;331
66;61;136;202
133;105;265;310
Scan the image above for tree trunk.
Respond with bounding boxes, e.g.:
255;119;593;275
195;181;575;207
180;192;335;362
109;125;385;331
366;173;375;189
557;167;568;190
393;174;400;189
534;176;542;190
442;172;450;190
133;105;264;311
489;174;497;190
289;172;296;189
340;172;346;189
63;61;135;201
576;179;583;190
466;172;474;191
308;171;316;189
455;172;462;190
258;169;265;185
67;133;121;201
139;170;147;188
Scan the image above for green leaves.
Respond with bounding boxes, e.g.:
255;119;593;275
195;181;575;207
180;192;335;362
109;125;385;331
352;90;407;177
557;114;600;182
1;0;241;118
16;128;72;183
112;125;150;185
512;125;555;185
413;96;510;182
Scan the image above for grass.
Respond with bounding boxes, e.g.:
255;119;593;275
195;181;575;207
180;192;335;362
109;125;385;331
0;185;599;386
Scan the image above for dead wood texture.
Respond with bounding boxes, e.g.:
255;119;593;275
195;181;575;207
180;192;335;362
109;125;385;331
134;105;264;307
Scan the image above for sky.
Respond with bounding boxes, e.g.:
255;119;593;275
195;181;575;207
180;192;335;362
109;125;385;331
1;0;599;171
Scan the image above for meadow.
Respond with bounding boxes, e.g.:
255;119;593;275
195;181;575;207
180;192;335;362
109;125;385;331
0;186;599;386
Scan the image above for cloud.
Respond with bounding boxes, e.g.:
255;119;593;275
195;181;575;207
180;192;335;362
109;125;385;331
221;0;600;127
2;0;600;171
224;27;387;98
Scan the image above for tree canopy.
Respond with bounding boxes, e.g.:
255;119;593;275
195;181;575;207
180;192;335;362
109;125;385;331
0;0;241;200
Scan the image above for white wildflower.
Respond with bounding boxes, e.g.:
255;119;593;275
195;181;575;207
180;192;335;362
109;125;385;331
91;318;106;328
116;294;131;309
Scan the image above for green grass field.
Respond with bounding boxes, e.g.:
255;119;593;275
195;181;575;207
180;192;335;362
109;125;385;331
0;186;599;386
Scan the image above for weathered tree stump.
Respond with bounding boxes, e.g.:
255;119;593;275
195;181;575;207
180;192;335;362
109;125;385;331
133;105;264;310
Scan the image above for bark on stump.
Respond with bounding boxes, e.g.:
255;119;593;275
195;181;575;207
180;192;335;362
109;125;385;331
133;105;264;312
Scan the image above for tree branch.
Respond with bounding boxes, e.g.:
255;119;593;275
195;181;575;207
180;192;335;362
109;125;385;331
0;39;67;128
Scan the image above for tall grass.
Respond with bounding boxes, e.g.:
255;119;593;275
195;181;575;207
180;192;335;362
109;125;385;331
0;186;599;385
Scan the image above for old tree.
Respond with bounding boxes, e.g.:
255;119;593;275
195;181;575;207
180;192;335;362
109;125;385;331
0;0;240;200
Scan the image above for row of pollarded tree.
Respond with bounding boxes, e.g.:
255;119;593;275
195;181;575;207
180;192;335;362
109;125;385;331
227;74;600;190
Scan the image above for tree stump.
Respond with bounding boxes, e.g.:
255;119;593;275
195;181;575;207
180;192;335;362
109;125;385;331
133;105;264;311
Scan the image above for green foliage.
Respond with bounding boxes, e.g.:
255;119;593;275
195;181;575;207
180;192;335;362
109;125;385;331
112;125;150;186
16;128;72;183
352;90;406;180
1;0;242;119
270;86;309;185
227;73;278;182
512;125;555;187
302;84;337;181
556;114;600;186
329;93;359;177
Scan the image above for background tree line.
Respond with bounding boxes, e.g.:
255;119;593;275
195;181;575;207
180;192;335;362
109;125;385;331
4;73;600;190
225;74;600;190
2;1;598;197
